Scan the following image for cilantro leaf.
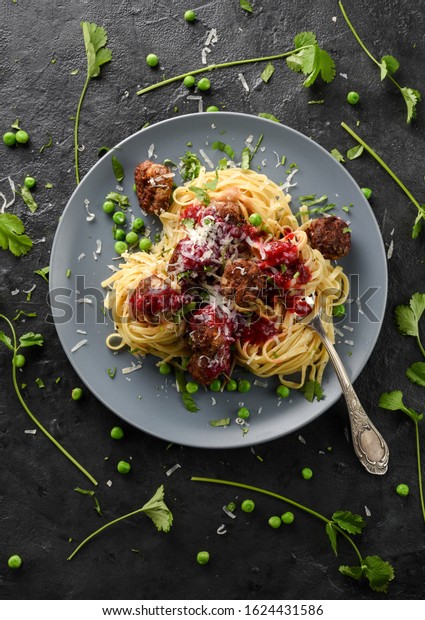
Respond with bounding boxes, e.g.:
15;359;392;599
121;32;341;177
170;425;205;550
260;62;275;83
332;510;365;535
241;147;251;170
401;87;421;124
19;332;44;348
209;418;231;427
111;155;124;183
141;484;174;532
339;564;364;581
180;151;201;181
212;141;235;160
182;392;199;413
203;170;219;191
189;185;210;206
301;380;323;402
406;362;425;387
395;293;425;356
362;555;395;593
0;330;14;350
379;390;423;423
239;0;253;13
34;266;50;283
287;39;335;87
105;192;130;210
258;112;280;123
379;55;400;80
294;32;317;48
325;522;338;556
20;185;38;213
330;148;345;163
346;144;364;160
0;213;33;257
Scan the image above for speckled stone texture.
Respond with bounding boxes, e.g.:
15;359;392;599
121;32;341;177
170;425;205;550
1;0;424;601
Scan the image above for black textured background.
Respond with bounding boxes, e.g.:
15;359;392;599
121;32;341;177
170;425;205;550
1;0;424;601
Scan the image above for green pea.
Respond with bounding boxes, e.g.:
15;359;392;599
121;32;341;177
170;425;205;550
184;9;197;22
332;304;346;317
24;176;36;189
117;460;131;474
196;551;210;565
249;213;262;227
237;406;250;420
159;362;172;375
183;75;196;88
186;381;199;394
197;77;211;91
347;91;360;105
139;238;152;252
15;130;29;144
125;231;139;246
361;187;372;200
396;483;409;497
133;183;137;192
241;499;255;513
115;241;128;254
276;385;290;398
237;379;251;393
209;379;221;392
102;200;115;214
132;217;145;232
3;131;16;146
206;105;219;112
71;387;83;401
301;467;313;480
268;516;282;529
13;354;26;368
7;555;22;569
112;211;126;225
146;53;159;67
110;426;124;440
114;228;126;241
226;379;238;392
281;511;295;524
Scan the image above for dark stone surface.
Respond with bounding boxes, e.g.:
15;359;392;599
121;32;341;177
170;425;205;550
1;0;424;601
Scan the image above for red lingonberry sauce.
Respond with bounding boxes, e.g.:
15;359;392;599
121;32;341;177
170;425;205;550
237;315;278;345
129;285;186;322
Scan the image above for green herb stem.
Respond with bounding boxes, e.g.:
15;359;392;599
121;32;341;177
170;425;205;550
0;314;97;486
191;476;363;564
136;46;311;96
338;1;378;68
341;122;425;218
413;419;425;524
74;75;90;185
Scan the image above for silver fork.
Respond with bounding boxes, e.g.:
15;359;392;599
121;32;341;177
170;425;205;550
303;307;389;475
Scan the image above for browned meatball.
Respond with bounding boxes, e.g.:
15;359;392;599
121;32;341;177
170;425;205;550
220;259;266;307
306;216;351;260
128;275;185;324
205;200;243;225
134;160;173;215
187;348;232;385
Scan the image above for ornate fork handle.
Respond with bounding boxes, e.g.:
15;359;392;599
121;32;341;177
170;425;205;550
309;313;389;475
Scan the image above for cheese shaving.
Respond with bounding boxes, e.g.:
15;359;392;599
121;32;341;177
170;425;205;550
165;463;181;476
71;339;88;352
121;361;143;374
0;176;16;213
238;72;249;91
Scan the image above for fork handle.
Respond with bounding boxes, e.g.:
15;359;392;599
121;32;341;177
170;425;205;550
310;315;389;475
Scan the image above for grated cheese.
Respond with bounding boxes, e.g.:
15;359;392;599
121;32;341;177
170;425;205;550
77;329;87;335
122;362;143;374
147;143;155;158
23;283;36;295
253;379;268;388
204;28;218;46
71;339;88;352
387;239;394;259
11;289;19;296
84;199;95;222
24;429;37;435
199;149;214;168
96;239;102;254
77;253;85;262
0;176;16;213
165;463;181;476
238;72;249;92
77;297;93;304
217;524;227;535
222;505;237;519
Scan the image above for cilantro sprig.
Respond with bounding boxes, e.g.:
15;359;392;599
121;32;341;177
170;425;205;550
74;22;112;184
0;314;97;486
192;477;394;592
137;33;335;96
395;293;425;358
379;391;425;525
339;1;421;123
0;213;33;257
67;485;173;560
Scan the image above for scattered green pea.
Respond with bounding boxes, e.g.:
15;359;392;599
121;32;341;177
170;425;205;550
248;213;262;227
114;228;126;241
146;53;159;67
196;551;210;565
132;217;145;232
209;379;221;392
13;354;26;368
276;385;290;398
15;130;29;144
3;131;16;146
102;200;115;214
7;555;22;569
226;379;238;392
332;304;346;317
347;91;360;105
183;75;196;88
110;426;124;440
238;379;251;393
241;499;255;513
132;183;137;192
24;176;36;189
184;9;197;22
237;406;250;420
117;460;131;474
281;511;295;524
158;362;171;375
71;387;83;401
139;238;152;252
301;467;313;480
361;187;372;200
197;77;211;91
115;241;128;254
186;381;199;394
268;516;282;529
396;483;409;497
206;105;219;112
112;211;126;225
125;231;139;246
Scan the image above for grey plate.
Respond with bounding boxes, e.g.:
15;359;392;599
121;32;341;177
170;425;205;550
49;112;387;448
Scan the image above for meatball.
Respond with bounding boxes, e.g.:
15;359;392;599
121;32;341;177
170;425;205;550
220;259;266;307
128;275;185;324
187;348;232;385
204;200;244;226
306;216;351;260
134;160;173;215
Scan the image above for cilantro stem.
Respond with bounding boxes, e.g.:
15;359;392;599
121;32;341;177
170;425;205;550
341;122;425;228
74;75;90;185
0;314;97;486
413;419;425;524
191;476;363;564
136;46;311;96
